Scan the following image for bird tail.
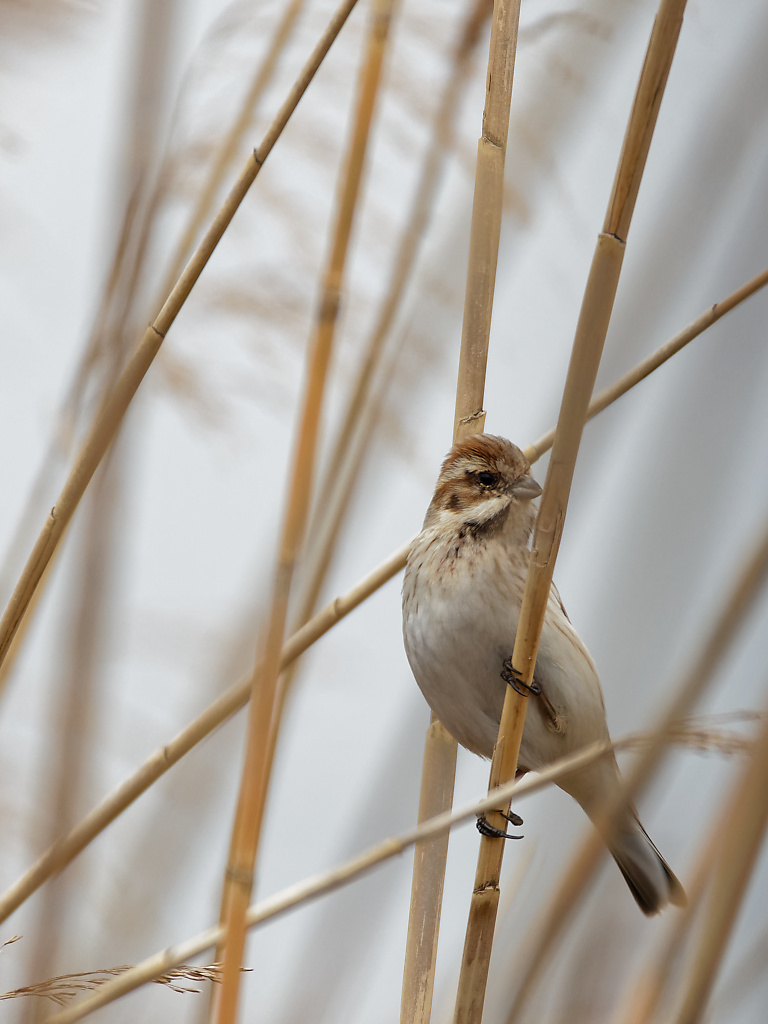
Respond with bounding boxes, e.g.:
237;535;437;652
561;756;685;915
607;815;686;916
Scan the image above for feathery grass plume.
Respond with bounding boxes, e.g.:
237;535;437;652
0;0;362;675
0;960;244;1005
151;0;308;308
17;4;183;1004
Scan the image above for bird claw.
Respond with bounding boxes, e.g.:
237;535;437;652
501;657;541;697
476;810;524;839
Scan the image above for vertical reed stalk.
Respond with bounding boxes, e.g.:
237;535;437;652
452;0;519;443
212;4;398;1021
402;3;524;1023
0;0;362;677
454;2;687;1021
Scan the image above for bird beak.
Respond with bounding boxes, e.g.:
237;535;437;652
512;475;542;500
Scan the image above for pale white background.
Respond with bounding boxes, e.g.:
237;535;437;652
1;1;768;1021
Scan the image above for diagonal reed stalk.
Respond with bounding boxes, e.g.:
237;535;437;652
453;2;687;1021
1;266;764;931
37;720;743;1024
212;3;398;1020
612;823;724;1024
611;703;768;1024
0;544;409;927
0;0;362;677
524;264;768;464
670;698;768;1023
502;507;768;1024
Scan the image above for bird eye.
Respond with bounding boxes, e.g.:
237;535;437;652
477;471;497;487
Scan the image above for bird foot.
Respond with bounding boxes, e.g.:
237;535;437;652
476;809;524;840
501;658;541;697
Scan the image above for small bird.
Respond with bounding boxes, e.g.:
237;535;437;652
402;433;684;915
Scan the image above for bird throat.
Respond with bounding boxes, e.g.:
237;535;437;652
460;503;510;540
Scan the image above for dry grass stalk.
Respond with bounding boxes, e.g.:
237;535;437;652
525;264;768;464
404;2;522;1020
213;4;398;1020
503;511;768;1024
452;1;519;443
0;0;362;676
37;720;744;1024
455;2;688;1020
671;706;768;1023
401;713;459;1024
0;542;408;927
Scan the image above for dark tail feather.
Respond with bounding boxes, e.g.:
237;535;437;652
610;818;686;916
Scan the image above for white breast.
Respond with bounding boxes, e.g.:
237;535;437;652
402;527;610;766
